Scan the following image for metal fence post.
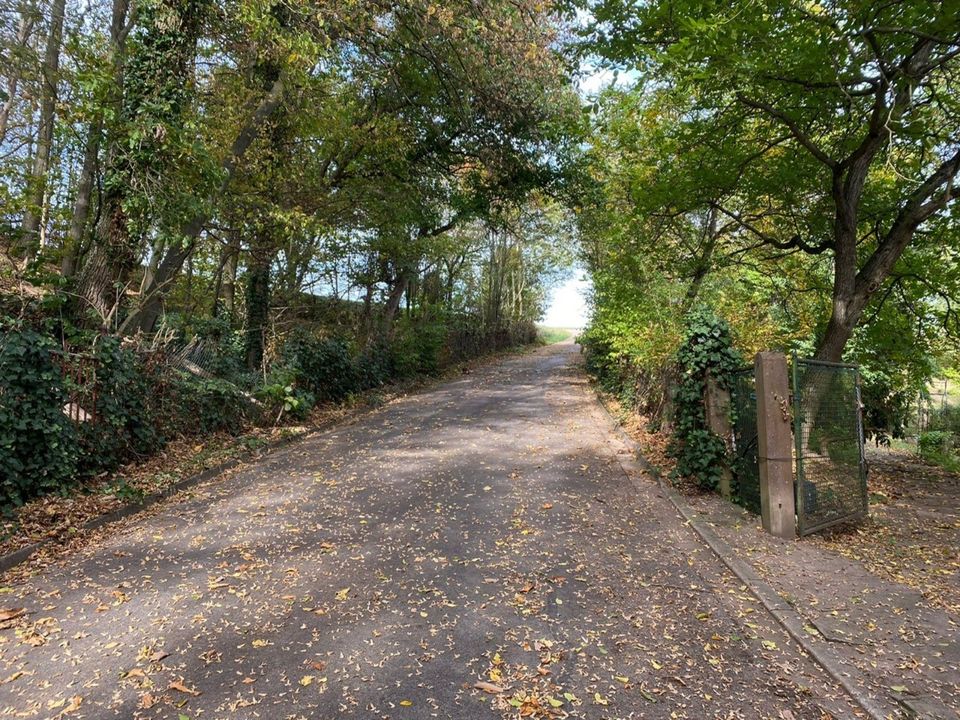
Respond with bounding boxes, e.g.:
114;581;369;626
754;352;797;539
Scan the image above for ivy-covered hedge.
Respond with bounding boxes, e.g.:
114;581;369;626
0;326;248;509
668;308;743;491
0;326;78;505
0;316;538;510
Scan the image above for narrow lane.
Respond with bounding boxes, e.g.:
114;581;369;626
0;342;856;719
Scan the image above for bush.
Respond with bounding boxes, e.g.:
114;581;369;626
165;373;249;436
75;337;159;475
281;332;358;402
0;326;78;506
919;430;953;458
355;346;392;389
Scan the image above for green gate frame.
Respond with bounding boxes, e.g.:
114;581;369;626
792;354;868;536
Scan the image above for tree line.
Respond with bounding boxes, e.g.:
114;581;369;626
575;0;960;438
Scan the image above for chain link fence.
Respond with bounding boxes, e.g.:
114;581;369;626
731;367;761;515
792;357;868;536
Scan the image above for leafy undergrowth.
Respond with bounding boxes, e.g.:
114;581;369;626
599;395;679;479
0;347;535;564
809;450;960;615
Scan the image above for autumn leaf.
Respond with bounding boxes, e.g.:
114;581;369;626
473;681;506;694
169;679;201;696
0;608;25;622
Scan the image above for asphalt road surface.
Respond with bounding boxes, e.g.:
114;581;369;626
0;342;859;719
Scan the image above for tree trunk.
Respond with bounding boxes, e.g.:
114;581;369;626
244;249;272;372
76;0;203;327
20;0;66;256
381;269;410;341
119;75;285;334
62;117;102;277
0;7;36;144
211;232;239;319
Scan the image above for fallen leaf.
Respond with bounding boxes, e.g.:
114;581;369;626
0;608;25;622
57;696;82;716
169;680;200;696
474;681;506;694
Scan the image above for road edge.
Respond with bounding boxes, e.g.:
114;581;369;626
593;394;894;720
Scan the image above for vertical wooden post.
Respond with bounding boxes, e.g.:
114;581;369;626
704;374;733;500
755;352;796;539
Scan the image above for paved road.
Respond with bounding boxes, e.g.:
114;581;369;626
0;342;857;719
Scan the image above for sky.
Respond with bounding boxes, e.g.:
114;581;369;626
543;272;591;329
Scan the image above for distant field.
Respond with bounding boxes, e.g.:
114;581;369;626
538;327;575;344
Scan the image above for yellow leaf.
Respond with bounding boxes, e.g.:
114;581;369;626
399;699;413;706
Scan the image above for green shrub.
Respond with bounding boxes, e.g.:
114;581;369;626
75;337;159;475
167;373;249;435
281;332;358;402
355;346;391;389
0;326;78;506
919;430;953;458
668;308;743;491
258;377;315;422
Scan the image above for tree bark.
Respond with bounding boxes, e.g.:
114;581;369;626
61;116;102;277
244;248;272;372
20;0;66;256
0;6;36;144
381;268;410;341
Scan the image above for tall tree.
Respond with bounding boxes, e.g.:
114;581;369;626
589;0;960;361
19;0;65;255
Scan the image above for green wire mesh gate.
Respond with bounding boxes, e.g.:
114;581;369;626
730;356;868;536
792;356;868;536
731;368;760;514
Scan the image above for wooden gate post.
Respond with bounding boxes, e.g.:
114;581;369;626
755;352;796;539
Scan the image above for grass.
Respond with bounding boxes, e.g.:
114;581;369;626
537;326;575;344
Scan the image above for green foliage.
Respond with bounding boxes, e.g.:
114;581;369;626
917;430;960;472
280;332;358;402
76;337;159;475
390;321;448;377
668;308;743;491
164;373;248;436
537;327;572;344
258;378;315;423
0;325;78;507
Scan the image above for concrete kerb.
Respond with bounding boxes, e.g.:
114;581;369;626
594;395;894;720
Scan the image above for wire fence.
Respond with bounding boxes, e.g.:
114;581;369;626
730;367;761;515
792;357;868;536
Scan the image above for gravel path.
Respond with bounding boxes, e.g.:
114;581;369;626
0;342;861;719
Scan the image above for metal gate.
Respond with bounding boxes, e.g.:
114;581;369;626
730;367;761;514
792;356;868;536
